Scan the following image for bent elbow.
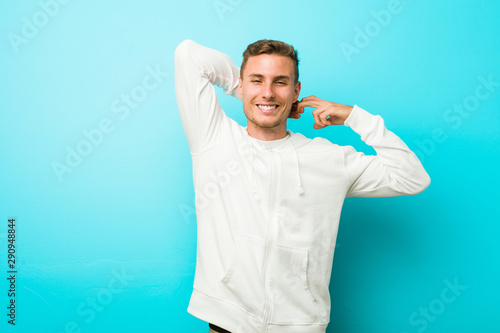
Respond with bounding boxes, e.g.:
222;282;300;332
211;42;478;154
175;39;192;57
392;168;431;196
410;171;431;195
418;172;431;193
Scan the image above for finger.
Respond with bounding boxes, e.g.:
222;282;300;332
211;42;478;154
301;95;325;105
319;111;332;126
313;123;327;129
294;100;306;114
301;95;322;102
298;104;304;113
292;104;305;116
296;101;319;111
296;96;323;110
312;105;329;126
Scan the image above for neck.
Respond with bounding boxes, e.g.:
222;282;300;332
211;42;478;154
246;120;288;141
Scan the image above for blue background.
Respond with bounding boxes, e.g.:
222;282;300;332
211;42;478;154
1;0;499;332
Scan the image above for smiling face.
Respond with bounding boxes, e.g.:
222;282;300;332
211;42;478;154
238;53;301;140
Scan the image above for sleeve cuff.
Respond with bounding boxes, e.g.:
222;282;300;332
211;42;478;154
223;67;242;100
344;104;361;127
343;104;387;143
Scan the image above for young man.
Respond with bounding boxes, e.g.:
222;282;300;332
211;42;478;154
174;39;430;333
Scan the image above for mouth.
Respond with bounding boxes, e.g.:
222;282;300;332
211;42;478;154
256;104;279;114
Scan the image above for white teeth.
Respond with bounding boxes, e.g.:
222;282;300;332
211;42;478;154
258;105;277;111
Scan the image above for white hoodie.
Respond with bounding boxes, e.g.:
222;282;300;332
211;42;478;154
174;39;430;333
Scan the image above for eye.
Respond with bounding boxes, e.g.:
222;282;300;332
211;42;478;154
276;81;286;85
252;80;262;83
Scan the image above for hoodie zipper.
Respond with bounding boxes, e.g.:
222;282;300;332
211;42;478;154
260;149;278;333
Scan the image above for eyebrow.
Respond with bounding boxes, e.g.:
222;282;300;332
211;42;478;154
248;74;291;81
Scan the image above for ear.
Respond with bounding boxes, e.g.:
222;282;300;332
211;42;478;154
238;77;243;99
293;81;301;102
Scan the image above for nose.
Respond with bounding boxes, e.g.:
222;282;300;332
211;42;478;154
262;82;275;99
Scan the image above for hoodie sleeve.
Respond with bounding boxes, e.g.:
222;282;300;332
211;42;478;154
342;105;431;198
174;39;241;154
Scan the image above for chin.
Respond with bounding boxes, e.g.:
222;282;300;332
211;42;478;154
254;116;287;129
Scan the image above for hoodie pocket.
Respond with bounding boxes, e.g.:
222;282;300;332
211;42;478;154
218;235;267;317
268;244;319;324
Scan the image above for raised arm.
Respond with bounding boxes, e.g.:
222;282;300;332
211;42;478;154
342;105;430;197
296;95;431;197
174;39;241;154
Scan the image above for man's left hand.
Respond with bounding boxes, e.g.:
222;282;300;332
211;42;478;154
289;95;353;129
